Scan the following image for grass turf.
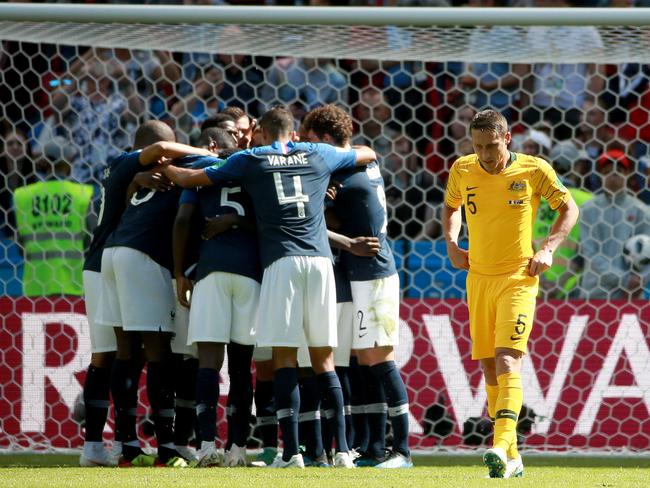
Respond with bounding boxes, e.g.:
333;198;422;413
1;454;649;488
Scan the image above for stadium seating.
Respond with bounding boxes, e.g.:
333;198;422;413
397;239;467;299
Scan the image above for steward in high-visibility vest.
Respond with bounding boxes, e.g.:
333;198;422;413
14;139;94;297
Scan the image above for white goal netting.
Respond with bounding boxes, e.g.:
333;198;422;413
0;5;649;454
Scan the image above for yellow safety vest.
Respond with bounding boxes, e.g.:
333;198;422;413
14;180;93;297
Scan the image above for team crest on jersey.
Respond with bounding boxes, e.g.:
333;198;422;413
508;181;526;192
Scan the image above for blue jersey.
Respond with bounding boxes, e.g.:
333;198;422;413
84;151;145;272
332;162;396;281
179;159;261;283
105;155;201;272
203;141;357;269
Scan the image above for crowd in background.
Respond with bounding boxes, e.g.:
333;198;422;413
1;0;650;301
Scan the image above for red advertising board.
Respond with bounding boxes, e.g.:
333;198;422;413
1;297;649;451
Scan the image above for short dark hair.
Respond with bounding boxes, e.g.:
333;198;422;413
222;106;247;121
259;106;294;140
302;105;353;146
133;120;175;149
199;127;237;151
469;109;509;136
200;113;237;132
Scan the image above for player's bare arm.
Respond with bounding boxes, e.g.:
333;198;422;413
328;230;380;257
352;145;377;165
125;170;173;203
172;202;195;308
443;204;469;270
162;165;213;188
139;141;212;165
529;194;580;277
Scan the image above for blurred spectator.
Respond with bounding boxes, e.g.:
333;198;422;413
48;57;131;183
601;63;650;125
216;53;265;117
259;57;348;121
384;136;442;239
459;1;526;120
433;105;476;179
533;140;593;299
352;86;400;158
111;48;180;119
576;100;619;160
0;130;36;237
170;66;226;143
521;1;606;140
512;129;551;159
579;149;650;299
13;137;93;297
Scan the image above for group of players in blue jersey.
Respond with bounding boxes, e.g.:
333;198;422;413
79;104;412;469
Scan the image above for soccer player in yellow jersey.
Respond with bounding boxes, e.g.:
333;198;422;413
443;110;579;478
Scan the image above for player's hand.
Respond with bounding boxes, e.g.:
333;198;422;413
157;156;173;166
348;236;380;257
134;171;173;192
202;214;237;240
176;275;193;308
528;248;553;276
447;242;469;270
326;181;342;201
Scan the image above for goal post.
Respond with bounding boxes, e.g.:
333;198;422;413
0;4;649;454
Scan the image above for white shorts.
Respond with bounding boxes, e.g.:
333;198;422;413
351;273;401;350
83;270;117;353
95;247;175;333
188;271;259;346
256;256;336;348
298;301;353;368
171;281;197;357
334;301;354;367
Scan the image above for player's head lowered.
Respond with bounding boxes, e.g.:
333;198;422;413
133;120;175;150
222;106;256;149
301;105;353;147
199;127;238;156
199;113;238;145
469;109;512;171
258;106;296;144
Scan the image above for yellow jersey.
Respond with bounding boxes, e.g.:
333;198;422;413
445;152;569;276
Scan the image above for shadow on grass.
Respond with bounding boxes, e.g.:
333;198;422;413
1;453;649;469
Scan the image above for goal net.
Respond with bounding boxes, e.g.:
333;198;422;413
0;5;649;454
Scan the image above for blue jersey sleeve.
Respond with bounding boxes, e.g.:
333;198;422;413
179;188;199;206
315;143;357;173
204;152;248;184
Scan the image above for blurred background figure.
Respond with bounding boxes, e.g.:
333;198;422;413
13;137;94;297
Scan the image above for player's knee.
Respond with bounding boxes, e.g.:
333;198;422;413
90;351;115;369
255;359;274;381
357;346;394;366
495;348;523;375
198;342;225;370
480;358;497;384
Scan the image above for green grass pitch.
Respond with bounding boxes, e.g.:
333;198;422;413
1;454;649;488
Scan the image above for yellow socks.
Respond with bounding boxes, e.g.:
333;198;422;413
493;372;522;455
